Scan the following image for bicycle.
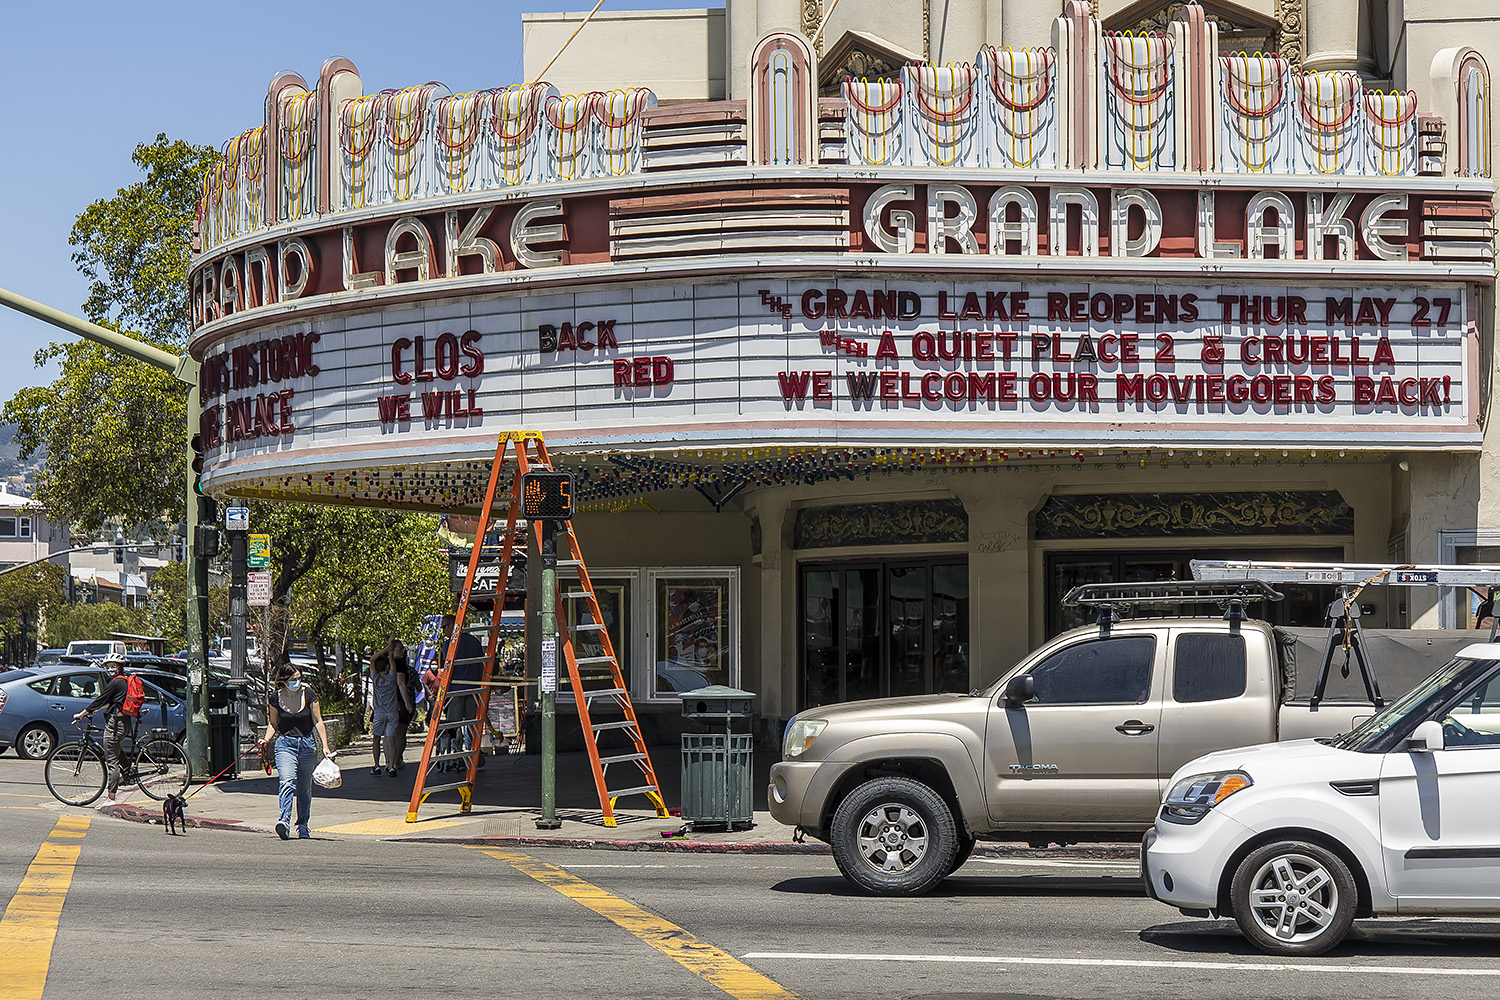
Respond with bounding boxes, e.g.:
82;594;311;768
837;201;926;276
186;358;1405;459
44;714;191;806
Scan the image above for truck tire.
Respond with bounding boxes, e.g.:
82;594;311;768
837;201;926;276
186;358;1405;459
1229;839;1357;956
946;836;977;877
830;776;958;895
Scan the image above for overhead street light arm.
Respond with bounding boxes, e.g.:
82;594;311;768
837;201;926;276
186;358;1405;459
0;286;199;384
0;542;163;578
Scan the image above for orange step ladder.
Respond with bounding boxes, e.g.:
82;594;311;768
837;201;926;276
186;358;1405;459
407;431;668;826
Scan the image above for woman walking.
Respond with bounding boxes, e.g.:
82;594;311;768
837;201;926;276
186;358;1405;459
263;662;335;840
369;639;413;775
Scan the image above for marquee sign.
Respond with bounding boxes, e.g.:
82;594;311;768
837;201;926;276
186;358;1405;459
194;273;1478;493
188;179;1493;339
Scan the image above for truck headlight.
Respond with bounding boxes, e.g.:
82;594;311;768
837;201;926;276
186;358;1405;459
1162;771;1252;824
783;718;828;759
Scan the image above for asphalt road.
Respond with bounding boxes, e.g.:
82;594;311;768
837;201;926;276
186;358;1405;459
5;756;1500;1000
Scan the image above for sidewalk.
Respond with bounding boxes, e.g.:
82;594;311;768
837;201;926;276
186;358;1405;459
95;735;1137;860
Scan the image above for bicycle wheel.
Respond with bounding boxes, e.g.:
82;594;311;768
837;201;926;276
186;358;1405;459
45;742;108;806
134;739;190;800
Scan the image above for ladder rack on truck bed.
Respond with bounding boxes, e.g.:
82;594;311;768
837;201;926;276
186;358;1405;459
1192;559;1500;709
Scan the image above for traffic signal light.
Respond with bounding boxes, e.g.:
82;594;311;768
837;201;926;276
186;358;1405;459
190;433;208;497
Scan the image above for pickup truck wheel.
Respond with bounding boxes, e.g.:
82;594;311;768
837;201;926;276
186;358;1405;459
1230;840;1357;956
830;776;957;895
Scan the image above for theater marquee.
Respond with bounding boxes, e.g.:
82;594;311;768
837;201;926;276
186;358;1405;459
198;274;1478;482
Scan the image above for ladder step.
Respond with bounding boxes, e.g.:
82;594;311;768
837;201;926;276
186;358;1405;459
583;687;627;699
573;655;616;666
592;720;638;732
558;559;584;568
571;623;606;632
419;780;473;795
427;747;483;760
606;784;660;799
561;591;592;600
600;752;649;766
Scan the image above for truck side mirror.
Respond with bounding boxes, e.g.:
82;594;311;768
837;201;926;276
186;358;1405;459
1004;675;1036;704
1407;719;1446;753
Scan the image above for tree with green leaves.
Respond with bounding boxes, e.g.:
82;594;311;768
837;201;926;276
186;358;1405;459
41;599;146;651
0;563;69;665
5;132;454;677
2;134;216;534
255;502;449;666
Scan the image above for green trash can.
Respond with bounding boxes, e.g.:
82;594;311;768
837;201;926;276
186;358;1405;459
679;686;755;830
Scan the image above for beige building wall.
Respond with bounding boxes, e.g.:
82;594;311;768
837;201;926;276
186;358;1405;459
521;9;727;101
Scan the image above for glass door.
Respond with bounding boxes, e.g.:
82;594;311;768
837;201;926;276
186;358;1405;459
798;558;969;710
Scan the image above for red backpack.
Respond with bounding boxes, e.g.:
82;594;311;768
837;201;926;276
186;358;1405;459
121;675;146;717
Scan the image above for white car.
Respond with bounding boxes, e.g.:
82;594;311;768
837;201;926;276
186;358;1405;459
1143;642;1500;955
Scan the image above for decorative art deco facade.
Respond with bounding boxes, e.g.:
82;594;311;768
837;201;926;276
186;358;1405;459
189;0;1499;735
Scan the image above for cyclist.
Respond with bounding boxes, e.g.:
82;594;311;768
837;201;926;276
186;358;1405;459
72;654;134;802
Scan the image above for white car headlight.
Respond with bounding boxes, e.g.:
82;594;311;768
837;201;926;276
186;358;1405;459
1162;770;1253;824
783;718;828;759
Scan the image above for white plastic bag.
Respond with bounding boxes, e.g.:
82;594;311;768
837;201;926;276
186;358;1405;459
312;756;342;789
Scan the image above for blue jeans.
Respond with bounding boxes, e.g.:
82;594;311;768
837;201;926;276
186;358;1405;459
274;734;317;836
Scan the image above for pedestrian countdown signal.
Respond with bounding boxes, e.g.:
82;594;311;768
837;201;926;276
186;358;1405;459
523;472;573;520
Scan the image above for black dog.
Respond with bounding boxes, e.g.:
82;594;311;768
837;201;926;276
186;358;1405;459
162;793;187;836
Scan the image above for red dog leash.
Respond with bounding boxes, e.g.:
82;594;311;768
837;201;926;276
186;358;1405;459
185;739;268;799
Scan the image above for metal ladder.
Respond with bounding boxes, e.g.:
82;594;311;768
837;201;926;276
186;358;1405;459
406;431;667;826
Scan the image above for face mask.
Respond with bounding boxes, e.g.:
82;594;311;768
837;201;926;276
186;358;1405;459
286;679;302;693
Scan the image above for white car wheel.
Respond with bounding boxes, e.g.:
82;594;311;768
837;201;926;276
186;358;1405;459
1230;840;1357;956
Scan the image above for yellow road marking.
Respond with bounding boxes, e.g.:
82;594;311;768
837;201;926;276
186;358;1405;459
314;817;469;836
0;816;89;1000
473;848;803;1000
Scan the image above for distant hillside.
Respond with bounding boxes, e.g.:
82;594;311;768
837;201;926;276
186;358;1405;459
0;422;41;490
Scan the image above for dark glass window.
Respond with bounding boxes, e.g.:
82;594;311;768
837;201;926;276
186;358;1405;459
1173;633;1247;703
1030;636;1155;705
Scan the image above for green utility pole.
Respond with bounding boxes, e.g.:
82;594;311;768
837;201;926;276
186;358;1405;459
0;287;211;775
537;518;560;829
523;468;572;831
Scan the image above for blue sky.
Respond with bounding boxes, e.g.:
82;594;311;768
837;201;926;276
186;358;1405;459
0;0;715;407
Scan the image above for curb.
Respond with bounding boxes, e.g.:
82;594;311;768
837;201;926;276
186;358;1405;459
94;801;1141;859
403;834;834;854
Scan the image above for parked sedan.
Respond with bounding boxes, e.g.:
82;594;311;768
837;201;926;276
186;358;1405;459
0;665;187;759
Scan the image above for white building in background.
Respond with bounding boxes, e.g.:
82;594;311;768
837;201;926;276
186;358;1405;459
186;1;1499;739
0;487;69;570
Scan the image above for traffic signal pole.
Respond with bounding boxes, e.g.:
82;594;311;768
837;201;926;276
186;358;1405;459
0;287;212;775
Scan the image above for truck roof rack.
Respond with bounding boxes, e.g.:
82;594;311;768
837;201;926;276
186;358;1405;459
1062;581;1282;638
1062;580;1283;608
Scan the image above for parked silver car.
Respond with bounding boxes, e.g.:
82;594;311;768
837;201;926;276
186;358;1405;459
0;664;186;759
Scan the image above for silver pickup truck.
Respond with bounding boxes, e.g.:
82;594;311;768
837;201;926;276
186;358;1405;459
769;610;1471;896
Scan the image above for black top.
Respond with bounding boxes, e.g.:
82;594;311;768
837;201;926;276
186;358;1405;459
274;689;316;738
84;675;129;717
444;633;485;692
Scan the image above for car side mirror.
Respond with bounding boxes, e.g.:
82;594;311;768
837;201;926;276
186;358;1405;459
1407;719;1446;753
1004;675;1036;705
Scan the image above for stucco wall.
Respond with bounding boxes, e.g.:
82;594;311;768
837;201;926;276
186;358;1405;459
522;9;727;101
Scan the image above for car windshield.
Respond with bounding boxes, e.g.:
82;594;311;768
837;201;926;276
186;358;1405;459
1333;654;1500;753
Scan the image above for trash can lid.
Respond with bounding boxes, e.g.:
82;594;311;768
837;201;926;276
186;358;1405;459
676;685;756;700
